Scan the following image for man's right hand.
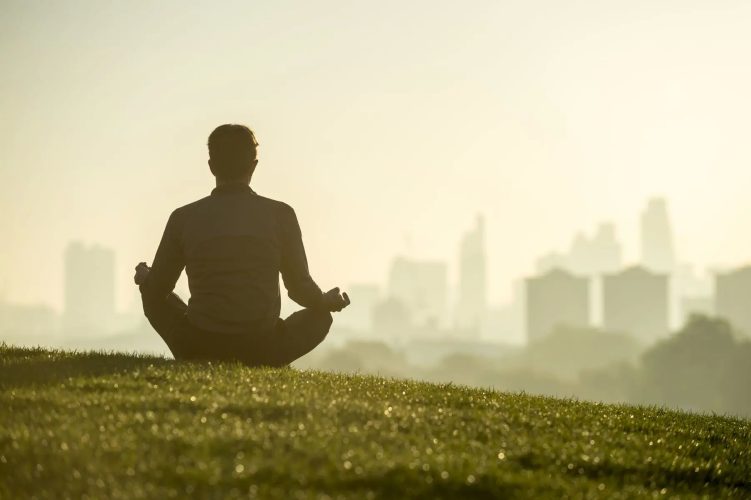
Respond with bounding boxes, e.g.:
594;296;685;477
322;287;350;312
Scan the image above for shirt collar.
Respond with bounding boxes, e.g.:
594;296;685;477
211;183;256;196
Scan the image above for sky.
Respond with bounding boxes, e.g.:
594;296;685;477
2;0;751;312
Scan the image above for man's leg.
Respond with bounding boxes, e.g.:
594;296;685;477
263;308;333;367
141;291;190;359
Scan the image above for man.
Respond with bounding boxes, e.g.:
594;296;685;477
134;123;349;366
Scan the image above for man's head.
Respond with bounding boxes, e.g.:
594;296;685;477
207;124;259;183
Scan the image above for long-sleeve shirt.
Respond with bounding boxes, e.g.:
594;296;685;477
140;183;324;335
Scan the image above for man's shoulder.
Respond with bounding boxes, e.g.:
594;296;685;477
171;193;294;216
253;194;295;214
171;196;213;216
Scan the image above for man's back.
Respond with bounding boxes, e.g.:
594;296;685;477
142;183;324;335
137;123;349;365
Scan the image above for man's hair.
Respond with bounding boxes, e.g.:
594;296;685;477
207;124;259;180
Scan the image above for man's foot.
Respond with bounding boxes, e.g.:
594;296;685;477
134;262;151;286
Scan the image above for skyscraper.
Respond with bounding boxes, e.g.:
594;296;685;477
715;265;751;337
602;266;669;344
525;268;590;342
536;222;622;276
63;242;116;335
640;198;676;273
455;215;487;333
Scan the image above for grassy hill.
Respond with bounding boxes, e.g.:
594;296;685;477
1;344;749;499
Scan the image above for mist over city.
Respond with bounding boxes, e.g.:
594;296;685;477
3;195;750;418
2;2;751;497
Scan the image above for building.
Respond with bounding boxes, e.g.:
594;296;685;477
640;198;676;274
63;242;116;335
568;223;622;275
387;257;448;329
715;265;751;337
603;266;669;343
674;263;713;329
372;296;412;337
454;216;487;333
525;268;590;342
536;222;622;276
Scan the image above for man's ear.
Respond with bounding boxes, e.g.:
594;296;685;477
208;159;216;177
249;159;258;176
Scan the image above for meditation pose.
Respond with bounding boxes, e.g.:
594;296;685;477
134;124;349;366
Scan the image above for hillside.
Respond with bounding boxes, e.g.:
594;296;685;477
0;344;749;499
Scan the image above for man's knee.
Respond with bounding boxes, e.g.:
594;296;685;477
285;308;333;339
319;311;334;337
321;310;333;330
142;292;186;326
308;309;333;340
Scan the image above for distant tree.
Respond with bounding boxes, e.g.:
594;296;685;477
721;341;751;416
315;341;409;377
510;325;644;380
493;367;576;397
578;362;640;404
316;349;363;373
426;353;498;386
638;315;745;415
424;353;576;398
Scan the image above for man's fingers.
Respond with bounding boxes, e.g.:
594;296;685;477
133;263;151;286
330;292;350;312
324;287;350;312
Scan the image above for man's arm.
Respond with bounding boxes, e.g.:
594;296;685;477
279;204;326;309
140;210;185;308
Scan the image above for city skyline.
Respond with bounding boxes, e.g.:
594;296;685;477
9;196;747;347
1;191;744;314
5;1;751;312
3;194;742;308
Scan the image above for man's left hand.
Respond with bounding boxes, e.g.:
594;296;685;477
322;287;350;312
134;262;151;286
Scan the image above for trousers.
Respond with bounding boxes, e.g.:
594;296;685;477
142;292;332;367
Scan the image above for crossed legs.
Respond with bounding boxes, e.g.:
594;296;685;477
141;289;333;366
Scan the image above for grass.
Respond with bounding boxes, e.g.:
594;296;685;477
0;344;749;499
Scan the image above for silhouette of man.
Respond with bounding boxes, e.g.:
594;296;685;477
134;124;349;366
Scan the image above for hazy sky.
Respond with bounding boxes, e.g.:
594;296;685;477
3;0;751;311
